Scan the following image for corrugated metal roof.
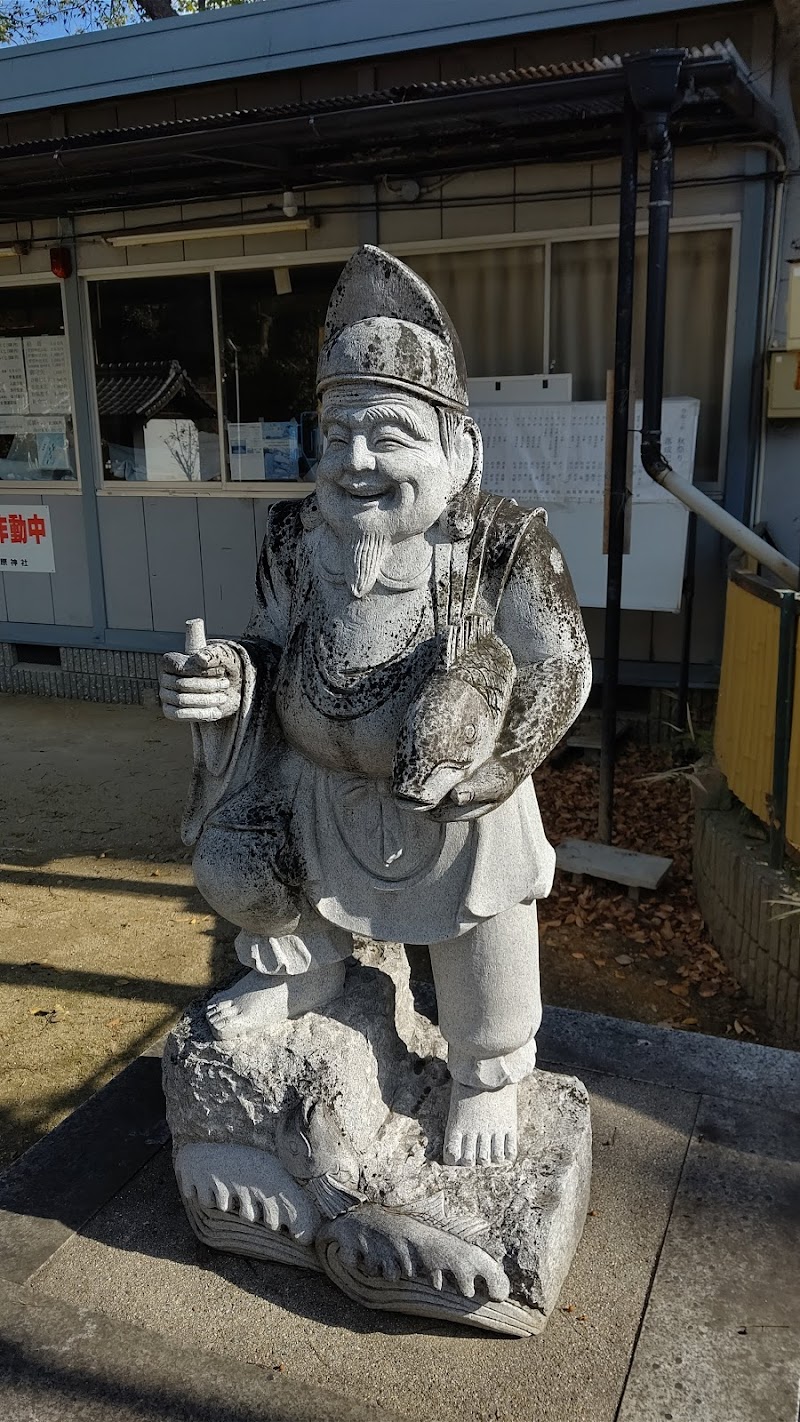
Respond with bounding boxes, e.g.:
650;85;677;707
0;0;746;117
0;41;780;219
0;43;760;158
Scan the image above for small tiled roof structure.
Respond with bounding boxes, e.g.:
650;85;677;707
95;361;216;421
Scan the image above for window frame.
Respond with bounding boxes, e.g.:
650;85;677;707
80;212;740;500
0;271;81;494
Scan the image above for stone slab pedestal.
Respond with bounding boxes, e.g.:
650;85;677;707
163;943;591;1338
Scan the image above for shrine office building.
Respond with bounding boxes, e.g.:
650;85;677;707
0;0;795;706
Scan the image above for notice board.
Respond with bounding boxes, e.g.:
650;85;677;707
472;398;699;612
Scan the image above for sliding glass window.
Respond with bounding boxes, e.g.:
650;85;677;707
216;264;339;482
85;226;733;490
549;228;733;484
89;274;220;483
0;284;75;484
410;246;546;376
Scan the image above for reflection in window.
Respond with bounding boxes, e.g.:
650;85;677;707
90;275;220;482
0;284;76;483
217;265;339;482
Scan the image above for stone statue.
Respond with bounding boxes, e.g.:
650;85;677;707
160;246;593;1336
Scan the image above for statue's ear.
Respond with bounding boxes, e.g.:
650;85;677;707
440;417;482;542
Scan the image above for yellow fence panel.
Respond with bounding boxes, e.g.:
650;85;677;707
714;576;800;852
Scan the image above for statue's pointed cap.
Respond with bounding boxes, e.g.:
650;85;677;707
317;244;468;412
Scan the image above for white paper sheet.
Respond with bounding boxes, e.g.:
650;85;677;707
473;398;699;504
0;339;28;414
23;335;71;414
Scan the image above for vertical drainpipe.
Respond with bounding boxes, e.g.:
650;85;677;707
598;93;639;844
625;51;687;487
626;53;798;593
598;50;686;842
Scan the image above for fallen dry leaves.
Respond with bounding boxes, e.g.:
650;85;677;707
535;742;766;1041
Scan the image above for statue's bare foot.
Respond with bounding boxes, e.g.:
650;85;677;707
443;1081;518;1167
206;960;345;1041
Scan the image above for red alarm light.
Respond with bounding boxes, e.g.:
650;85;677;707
49;246;72;279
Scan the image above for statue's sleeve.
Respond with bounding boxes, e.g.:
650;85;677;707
242;501;299;651
181;502;302;844
494;515;592;786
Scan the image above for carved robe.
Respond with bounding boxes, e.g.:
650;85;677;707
183;494;591;946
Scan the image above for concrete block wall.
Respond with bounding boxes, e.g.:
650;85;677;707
0;643;160;705
694;800;800;1042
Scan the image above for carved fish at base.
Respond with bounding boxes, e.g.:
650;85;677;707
276;1097;364;1219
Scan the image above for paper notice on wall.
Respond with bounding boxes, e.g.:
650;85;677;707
474;398;699;504
36;430;69;469
0;414;67;436
0;339;28;414
23;336;71;414
0;504;54;573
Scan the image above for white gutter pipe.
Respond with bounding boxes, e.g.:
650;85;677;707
647;466;800;590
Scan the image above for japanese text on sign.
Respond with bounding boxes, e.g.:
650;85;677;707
0;505;54;573
473;398;699;504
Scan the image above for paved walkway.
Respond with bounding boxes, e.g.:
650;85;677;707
0;1007;798;1422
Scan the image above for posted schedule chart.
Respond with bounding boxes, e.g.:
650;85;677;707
472;398;700;611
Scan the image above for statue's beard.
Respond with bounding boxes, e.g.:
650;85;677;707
348;530;391;599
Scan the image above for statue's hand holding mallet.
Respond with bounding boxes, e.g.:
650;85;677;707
159;618;243;723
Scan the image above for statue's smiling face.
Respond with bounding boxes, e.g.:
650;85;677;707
316;385;459;541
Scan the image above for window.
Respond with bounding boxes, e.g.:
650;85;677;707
0;284;76;484
410;246;546;377
550;228;733;483
216;265;338;482
85;224;733;490
90;274;221;483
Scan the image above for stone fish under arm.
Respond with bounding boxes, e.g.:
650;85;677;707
392;614;516;810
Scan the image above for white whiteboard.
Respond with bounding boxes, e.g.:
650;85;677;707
472;398;699;612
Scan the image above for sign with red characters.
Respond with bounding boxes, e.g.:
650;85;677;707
0;505;54;573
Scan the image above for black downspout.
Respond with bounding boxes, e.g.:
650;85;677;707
626;51;687;486
598;94;639;844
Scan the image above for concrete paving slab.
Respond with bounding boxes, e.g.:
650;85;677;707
0;1277;386;1422
32;1069;698;1422
539;1005;800;1107
0;1045;167;1284
617;1095;800;1422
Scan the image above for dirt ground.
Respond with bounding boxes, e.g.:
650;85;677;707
0;694;235;1169
0;693;791;1171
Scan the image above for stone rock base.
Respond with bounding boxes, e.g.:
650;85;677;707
163;943;591;1338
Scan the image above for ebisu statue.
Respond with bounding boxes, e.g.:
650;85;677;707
161;246;593;1337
